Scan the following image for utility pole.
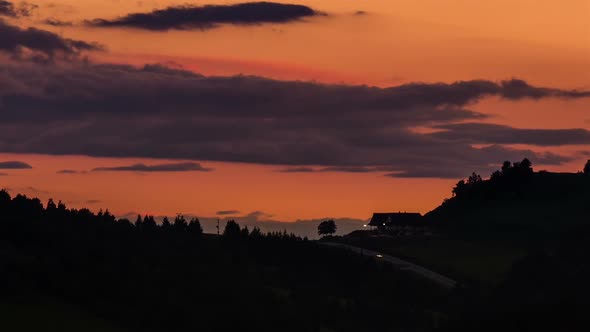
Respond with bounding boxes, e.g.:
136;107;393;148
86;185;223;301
216;218;220;236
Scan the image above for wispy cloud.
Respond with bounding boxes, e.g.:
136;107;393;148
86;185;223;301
56;169;84;174
0;19;103;61
277;167;315;173
216;210;240;216
429;123;590;146
92;162;212;173
43;18;74;27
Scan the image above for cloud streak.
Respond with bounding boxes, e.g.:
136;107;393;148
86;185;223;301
0;19;102;61
56;169;81;174
43;19;74;27
87;2;323;31
91;162;212;173
0;161;32;169
277;167;315;173
216;210;241;216
430;123;590;146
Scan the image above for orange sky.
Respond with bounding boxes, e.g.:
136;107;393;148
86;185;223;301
34;0;589;87
1;0;589;221
0;153;456;220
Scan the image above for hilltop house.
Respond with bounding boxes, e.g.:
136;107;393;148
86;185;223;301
368;212;424;235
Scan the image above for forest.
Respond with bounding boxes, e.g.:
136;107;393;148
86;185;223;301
0;190;445;332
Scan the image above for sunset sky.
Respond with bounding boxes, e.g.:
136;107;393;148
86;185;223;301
0;0;589;226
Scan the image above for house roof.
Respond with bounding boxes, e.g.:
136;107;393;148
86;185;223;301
368;212;422;226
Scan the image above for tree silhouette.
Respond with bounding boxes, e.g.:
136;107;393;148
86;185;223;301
135;214;143;228
0;190;10;207
468;172;483;185
162;217;172;231
584;160;590;174
491;170;502;182
520;158;532;171
46;198;57;211
143;215;157;230
240;225;250;238
250;227;262;239
188;217;203;236
453;180;466;197
174;215;188;232
57;200;66;213
318;219;337;237
223;220;241;239
502;161;512;174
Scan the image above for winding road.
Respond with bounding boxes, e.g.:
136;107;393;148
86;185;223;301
319;242;458;289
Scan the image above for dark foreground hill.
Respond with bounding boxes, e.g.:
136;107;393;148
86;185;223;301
0;190;445;332
426;159;590;238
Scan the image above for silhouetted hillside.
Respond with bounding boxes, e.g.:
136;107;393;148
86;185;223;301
426;159;590;237
0;190;444;332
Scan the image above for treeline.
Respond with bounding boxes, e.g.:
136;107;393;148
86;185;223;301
0;189;304;242
0;190;443;332
451;158;535;198
427;159;590;235
451;158;590;199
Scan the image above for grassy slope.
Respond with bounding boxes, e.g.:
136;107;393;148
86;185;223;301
0;295;126;332
334;236;525;284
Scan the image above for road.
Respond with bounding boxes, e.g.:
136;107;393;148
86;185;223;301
319;242;458;289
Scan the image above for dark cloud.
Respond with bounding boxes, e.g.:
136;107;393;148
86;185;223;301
319;166;375;173
0;161;32;169
277;167;315;173
92;162;212;173
0;172;8;176
0;1;16;17
274;147;573;178
0;61;588;178
278;166;378;173
43;18;73;27
56;169;81;174
87;2;323;31
499;79;590;99
216;210;240;216
385;145;570;178
0;19;102;61
429;123;590;146
0;1;36;18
